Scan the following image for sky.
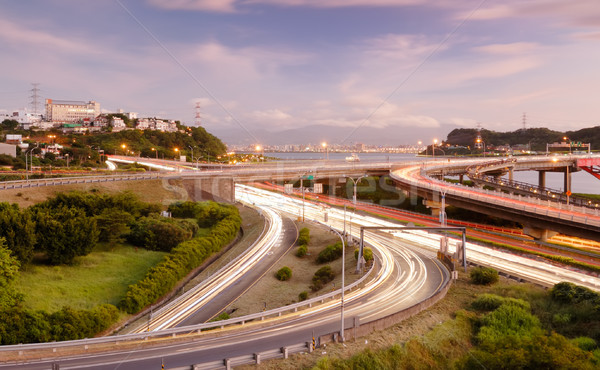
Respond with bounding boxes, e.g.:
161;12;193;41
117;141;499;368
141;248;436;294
1;0;600;146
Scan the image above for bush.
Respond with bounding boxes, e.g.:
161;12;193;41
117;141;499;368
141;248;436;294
572;337;597;351
299;291;308;301
472;294;530;311
119;202;242;314
317;242;343;263
128;216;197;252
354;247;373;262
298;227;310;245
311;266;335;291
472;294;505;311
470;266;499;285
296;245;307;258
276;266;292;281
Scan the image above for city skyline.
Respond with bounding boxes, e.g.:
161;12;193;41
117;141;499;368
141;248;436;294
1;1;599;145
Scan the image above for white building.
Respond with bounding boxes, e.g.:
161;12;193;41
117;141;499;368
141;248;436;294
0;109;42;128
45;99;100;123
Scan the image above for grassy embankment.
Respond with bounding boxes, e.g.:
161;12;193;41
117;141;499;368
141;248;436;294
16;245;166;312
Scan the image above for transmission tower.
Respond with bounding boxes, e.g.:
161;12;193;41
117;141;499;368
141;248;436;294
30;83;41;114
194;102;202;127
522;112;527;130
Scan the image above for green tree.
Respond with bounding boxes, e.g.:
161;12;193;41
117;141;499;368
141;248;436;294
95;208;135;247
33;206;99;265
0;203;36;266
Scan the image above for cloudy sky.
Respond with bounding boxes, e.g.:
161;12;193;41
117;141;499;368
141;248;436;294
1;0;600;145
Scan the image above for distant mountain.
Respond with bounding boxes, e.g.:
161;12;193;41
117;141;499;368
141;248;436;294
208;123;462;147
446;126;600;151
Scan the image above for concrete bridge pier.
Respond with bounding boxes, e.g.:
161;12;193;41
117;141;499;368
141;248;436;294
538;170;546;188
508;168;513;183
423;199;444;220
523;225;558;241
564;167;572;194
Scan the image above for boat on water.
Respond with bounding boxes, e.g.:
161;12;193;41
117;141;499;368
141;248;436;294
345;153;360;162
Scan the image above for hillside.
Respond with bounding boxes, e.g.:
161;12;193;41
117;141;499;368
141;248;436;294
446;126;600;152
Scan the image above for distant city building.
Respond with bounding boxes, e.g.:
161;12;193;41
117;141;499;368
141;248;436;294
0;109;42;128
5;134;22;145
45;99;100;123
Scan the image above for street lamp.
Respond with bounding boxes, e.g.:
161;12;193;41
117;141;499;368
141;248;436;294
255;145;263;161
476;138;486;157
347;175;367;205
321;142;329;160
188;145;194;167
563;136;572;154
121;143;127;155
151;147;158;159
174;147;179;160
328;227;346;343
433;139;438;159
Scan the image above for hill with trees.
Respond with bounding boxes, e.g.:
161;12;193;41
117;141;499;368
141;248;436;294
445;126;600;152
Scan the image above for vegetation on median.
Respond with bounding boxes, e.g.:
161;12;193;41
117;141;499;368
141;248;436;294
0;192;241;344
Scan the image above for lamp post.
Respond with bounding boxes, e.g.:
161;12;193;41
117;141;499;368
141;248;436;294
151;147;158;159
328;226;346;343
563;136;572;154
347;175;367;205
121;143;127;155
188;145;194;167
476;138;486;157
255;145;264;162
174;147;179;160
433;139;438;159
321;142;329;160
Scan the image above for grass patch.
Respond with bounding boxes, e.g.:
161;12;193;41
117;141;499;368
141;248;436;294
16;244;166;312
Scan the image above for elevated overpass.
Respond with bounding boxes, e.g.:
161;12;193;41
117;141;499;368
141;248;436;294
2;155;598;241
390;155;600;242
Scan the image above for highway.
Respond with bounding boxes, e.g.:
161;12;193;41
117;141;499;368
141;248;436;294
129;204;285;332
237;184;600;291
0;184;450;369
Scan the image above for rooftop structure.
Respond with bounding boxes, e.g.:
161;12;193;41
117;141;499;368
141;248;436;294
45;99;100;123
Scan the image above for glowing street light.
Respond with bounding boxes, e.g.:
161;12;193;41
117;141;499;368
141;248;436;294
151;147;158;159
321;142;329;160
433;139;438;159
563;136;572;154
476;138;486;157
121;143;127;155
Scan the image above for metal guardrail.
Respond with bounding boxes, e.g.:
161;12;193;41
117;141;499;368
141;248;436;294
0;173;160;190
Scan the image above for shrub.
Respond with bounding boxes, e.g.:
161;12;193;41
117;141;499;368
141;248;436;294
354;247;373;262
119;203;242;314
299;291;308;301
470;266;499;285
472;294;505;311
298;227;310;245
572;337;597;351
317;242;343;263
210;312;230;322
311;266;335;291
276;266;292;281
296;245;307;257
472;294;530;311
